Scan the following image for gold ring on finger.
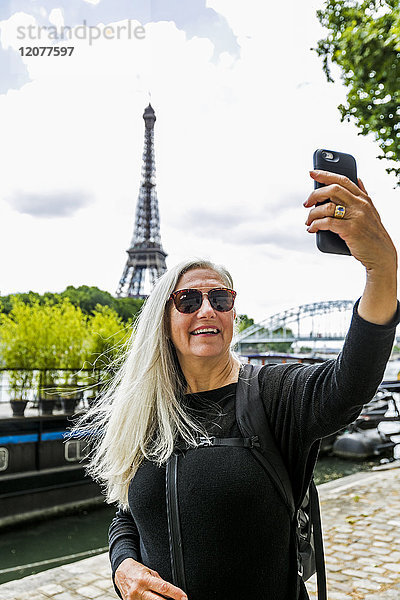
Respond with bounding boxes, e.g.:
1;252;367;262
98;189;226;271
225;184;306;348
334;205;346;219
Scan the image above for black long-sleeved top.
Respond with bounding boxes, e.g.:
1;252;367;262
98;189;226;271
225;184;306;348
109;300;400;600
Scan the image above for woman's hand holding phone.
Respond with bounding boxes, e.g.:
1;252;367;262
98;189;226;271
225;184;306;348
304;170;396;273
304;169;398;325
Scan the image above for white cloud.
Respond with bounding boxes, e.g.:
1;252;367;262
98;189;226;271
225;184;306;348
0;3;399;324
8;190;93;217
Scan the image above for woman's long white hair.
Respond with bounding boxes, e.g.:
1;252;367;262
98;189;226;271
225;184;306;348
77;258;236;507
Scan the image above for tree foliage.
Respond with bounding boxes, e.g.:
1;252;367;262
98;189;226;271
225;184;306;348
314;0;400;184
0;298;89;393
237;314;255;333
0;300;40;398
86;304;131;370
0;298;132;394
0;285;144;322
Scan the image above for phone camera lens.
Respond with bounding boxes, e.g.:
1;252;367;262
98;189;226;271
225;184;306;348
322;151;334;160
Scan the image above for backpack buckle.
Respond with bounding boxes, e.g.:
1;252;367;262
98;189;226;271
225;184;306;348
250;435;261;448
197;436;215;447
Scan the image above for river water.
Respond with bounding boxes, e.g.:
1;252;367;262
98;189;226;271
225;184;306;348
0;454;390;586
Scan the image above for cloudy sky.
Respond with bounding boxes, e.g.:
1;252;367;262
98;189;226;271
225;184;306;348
0;0;399;323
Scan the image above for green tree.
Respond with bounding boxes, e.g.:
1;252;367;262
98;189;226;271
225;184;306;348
237;314;255;333
0;297;90;394
114;296;144;322
61;286;144;321
61;285;116;315
0;286;145;322
37;298;89;390
314;0;400;184
87;305;132;370
0;300;40;399
0;291;44;314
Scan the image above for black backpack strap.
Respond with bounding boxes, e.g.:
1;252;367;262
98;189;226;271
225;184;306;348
197;435;260;448
310;479;327;600
166;452;187;592
237;363;327;600
236;363;295;518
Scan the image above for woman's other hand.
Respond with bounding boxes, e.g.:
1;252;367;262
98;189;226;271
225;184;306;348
115;558;188;600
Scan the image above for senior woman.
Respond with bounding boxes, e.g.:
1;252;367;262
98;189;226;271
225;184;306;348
85;170;399;600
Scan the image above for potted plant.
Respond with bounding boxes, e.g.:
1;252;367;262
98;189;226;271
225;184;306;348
0;300;39;417
34;298;88;415
59;370;82;415
8;369;36;417
38;369;60;415
0;297;91;417
54;299;91;415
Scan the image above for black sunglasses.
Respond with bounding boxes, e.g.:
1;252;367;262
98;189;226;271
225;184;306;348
169;287;237;314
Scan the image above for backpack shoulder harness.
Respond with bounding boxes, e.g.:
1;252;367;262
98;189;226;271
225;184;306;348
166;363;327;600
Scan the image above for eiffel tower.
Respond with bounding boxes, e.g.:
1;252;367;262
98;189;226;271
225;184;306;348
116;104;167;298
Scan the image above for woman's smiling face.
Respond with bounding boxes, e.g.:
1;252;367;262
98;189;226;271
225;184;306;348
168;268;236;364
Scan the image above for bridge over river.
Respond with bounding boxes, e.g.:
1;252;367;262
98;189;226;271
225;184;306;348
234;299;400;354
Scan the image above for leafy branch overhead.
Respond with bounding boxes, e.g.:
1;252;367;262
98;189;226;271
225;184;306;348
314;0;400;184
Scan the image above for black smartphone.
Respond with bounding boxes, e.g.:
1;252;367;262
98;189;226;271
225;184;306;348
312;149;358;255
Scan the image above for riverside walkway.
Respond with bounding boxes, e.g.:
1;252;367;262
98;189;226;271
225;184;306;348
0;465;399;600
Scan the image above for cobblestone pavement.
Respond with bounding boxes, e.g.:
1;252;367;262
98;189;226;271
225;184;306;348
306;465;400;600
0;466;399;600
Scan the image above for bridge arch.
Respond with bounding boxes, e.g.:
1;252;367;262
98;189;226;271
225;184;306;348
233;300;355;349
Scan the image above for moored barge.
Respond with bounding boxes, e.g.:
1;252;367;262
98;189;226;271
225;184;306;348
0;413;103;528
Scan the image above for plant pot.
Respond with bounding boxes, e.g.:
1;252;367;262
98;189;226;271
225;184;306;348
61;397;79;415
39;398;56;416
10;400;28;417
